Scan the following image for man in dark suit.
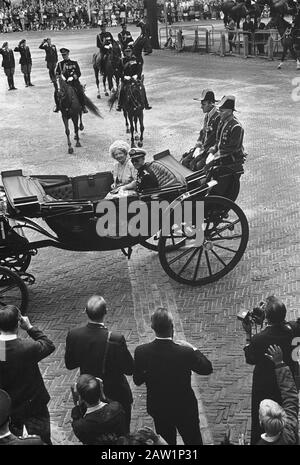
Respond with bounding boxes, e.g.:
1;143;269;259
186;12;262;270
133;308;213;445
0;305;55;444
65;295;133;433
0;389;44;445
243;296;300;444
0;41;17;90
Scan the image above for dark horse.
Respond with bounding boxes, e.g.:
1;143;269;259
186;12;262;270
92;40;122;99
57;76;102;154
268;14;300;69
109;78;144;148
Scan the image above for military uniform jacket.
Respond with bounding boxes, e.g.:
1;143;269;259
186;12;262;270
214;115;244;159
122;55;139;79
97;31;114;50
136;163;159;192
198;106;220;152
14;45;32;65
56;59;81;81
118;30;133;50
39;41;58;64
0;48;15;68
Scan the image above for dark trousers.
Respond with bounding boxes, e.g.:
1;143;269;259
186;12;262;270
47;62;57;82
4;67;15;89
153;411;203;445
10;403;51;445
121;401;132;435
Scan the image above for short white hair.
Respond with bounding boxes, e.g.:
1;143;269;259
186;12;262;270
109;140;130;159
259;399;287;436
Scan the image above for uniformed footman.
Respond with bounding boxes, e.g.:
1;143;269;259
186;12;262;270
54;47;88;113
0;42;17;90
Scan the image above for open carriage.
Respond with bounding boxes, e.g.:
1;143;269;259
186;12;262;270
0;151;249;314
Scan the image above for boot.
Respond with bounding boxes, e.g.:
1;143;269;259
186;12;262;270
53;91;60;112
24;75;29;87
82;105;88;114
10;77;17;90
7;77;12;90
28;75;34;86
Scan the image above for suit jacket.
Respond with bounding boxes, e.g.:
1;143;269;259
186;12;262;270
133;339;212;417
0;48;15;69
65;323;133;406
0;327;55;417
244;323;296;393
39;41;58;64
71;400;126;445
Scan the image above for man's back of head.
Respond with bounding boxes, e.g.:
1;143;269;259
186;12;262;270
259;399;286;438
85;295;107;323
0;305;19;333
151;308;173;338
265;296;287;325
76;374;102;406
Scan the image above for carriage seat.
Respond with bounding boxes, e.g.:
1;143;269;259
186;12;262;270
44;183;73;201
146;161;182;190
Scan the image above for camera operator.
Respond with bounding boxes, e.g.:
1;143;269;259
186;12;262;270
241;296;300;445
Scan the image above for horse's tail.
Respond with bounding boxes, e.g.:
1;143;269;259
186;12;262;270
108;88;118;111
84;94;103;118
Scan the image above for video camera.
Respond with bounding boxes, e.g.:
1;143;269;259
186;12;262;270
237;302;266;327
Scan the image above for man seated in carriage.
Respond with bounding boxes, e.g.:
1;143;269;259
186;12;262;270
119;148;159;193
54;47;88;113
116;45;152;111
205;95;246;201
181;89;220;171
96;21;114;75
118;22;134;52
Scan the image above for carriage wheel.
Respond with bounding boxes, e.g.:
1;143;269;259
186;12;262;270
158;196;249;286
0;253;32;273
0;266;29;315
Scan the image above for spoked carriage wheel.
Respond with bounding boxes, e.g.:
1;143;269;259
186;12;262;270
0;266;29;315
158;196;249;286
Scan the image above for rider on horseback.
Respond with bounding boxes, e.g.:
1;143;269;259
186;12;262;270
118;22;134;52
116;45;152;111
54;48;88;113
96;22;114;76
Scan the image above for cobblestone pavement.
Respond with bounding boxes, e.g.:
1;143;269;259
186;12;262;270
0;26;299;445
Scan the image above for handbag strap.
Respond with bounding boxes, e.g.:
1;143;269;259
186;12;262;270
102;331;111;376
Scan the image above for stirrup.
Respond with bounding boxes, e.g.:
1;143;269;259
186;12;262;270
82;107;88;113
116;106;122;111
53;106;59;113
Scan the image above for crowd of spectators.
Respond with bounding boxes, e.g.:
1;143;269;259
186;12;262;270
0;0;271;34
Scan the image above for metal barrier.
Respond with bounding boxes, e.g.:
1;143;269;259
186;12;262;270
159;25;214;52
160;25;286;61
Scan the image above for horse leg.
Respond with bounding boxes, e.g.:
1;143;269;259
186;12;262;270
103;75;109;96
73;115;81;148
94;66;101;99
278;44;287;68
134;115;139;140
64;117;73;154
137;112;144;148
79;112;84;131
129;115;135;148
123;110;130;133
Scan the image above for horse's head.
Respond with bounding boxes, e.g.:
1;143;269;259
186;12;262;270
124;79;144;112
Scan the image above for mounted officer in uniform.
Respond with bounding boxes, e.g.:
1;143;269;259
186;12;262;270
54;47;88;114
116;45;151;111
96;22;114;75
118;22;134;52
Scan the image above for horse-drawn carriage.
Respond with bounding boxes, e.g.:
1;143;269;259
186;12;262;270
0;151;249;314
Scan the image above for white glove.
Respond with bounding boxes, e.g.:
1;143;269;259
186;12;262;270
206;153;216;165
192;147;201;158
67;77;73;82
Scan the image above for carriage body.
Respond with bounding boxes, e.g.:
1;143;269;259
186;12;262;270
0;150;249;314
